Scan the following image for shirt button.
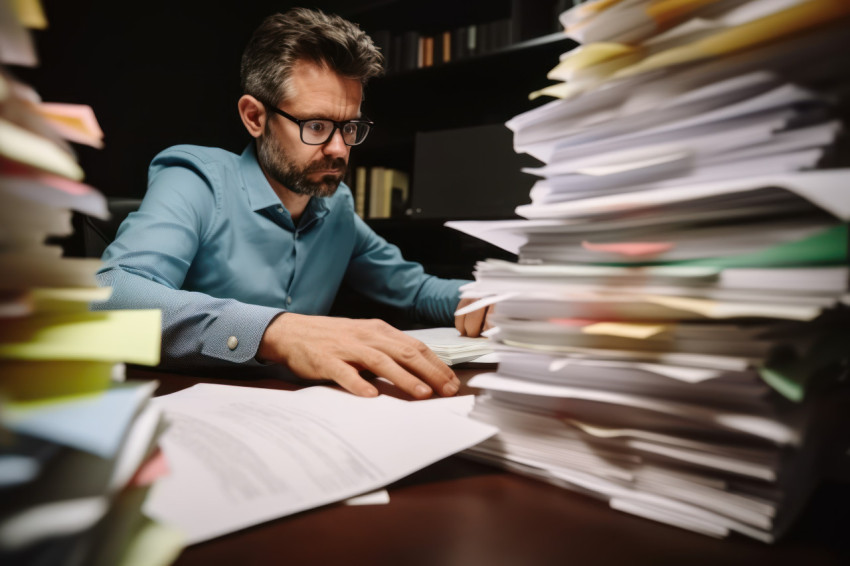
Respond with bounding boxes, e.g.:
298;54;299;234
227;336;239;350
277;206;284;213
286;296;293;305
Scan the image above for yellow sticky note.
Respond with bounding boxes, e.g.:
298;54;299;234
118;519;185;566
530;82;577;100
0;309;161;365
563;0;628;31
645;295;720;317
615;0;850;78
0;118;84;180
0;359;115;401
12;0;47;29
548;43;635;80
646;0;720;30
581;322;669;339
29;286;113;313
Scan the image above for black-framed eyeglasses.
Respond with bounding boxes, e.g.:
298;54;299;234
264;103;373;146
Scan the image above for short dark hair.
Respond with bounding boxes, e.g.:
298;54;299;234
240;7;385;106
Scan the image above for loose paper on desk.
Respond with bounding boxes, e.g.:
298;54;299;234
144;383;497;544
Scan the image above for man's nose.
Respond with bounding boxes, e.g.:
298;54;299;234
323;127;348;157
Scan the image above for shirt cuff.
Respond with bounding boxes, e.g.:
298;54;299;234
199;302;284;364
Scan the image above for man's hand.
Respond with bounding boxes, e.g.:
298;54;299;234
454;297;493;338
257;313;460;399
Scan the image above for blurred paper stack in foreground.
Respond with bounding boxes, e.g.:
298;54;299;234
449;0;850;542
0;2;181;564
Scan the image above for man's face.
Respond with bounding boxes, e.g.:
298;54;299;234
257;60;363;198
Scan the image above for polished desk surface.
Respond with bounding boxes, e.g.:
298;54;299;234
128;366;850;566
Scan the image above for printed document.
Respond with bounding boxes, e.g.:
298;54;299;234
144;383;496;544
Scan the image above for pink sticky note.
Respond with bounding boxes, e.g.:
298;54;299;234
582;240;675;257
0;157;95;195
35;172;96;195
129;448;171;487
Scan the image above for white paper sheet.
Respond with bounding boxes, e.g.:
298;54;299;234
469;372;800;445
144;384;497;544
515;170;850;221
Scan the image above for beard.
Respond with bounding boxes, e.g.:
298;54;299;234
256;127;347;198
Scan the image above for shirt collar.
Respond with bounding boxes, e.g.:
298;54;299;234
238;143;330;226
239;143;282;211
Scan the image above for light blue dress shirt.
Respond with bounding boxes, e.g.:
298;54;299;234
94;143;468;372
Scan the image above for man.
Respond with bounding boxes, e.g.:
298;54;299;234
94;8;489;399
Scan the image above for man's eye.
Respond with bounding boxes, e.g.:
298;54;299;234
342;123;357;135
306;121;327;132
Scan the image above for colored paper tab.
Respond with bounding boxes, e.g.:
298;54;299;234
0;309;162;365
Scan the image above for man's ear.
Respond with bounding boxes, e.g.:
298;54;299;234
238;94;266;138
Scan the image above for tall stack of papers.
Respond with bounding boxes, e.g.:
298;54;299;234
0;2;179;565
449;0;850;542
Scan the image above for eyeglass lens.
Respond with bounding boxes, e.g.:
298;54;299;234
302;120;370;146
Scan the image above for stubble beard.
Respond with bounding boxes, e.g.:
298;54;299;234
256;128;347;198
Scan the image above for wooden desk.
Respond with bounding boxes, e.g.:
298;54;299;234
128;366;850;566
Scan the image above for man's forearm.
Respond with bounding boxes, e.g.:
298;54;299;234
94;268;282;370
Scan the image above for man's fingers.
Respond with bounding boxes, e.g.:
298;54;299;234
455;313;464;336
358;339;460;399
462;307;487;337
455;297;475;336
481;305;494;332
352;347;435;399
261;314;460;398
323;358;379;398
454;298;495;338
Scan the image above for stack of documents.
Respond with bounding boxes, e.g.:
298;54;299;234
0;3;179;565
448;0;850;543
404;327;496;365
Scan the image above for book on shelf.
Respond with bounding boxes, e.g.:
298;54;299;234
367;166;385;219
401;30;419;71
441;31;452;64
371;9;551;74
368;166;409;220
354;165;368;219
356;165;410;220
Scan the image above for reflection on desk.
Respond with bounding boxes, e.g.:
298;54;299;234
126;365;850;566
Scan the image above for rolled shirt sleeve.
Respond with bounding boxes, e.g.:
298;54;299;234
95;268;282;369
93;146;285;370
344;214;466;324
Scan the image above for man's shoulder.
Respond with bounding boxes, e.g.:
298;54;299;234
151;144;238;168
